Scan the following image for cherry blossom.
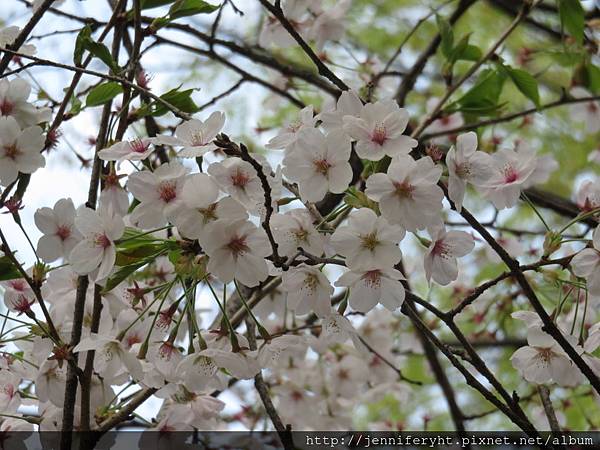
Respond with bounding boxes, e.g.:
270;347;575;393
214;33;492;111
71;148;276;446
207;157;264;211
317;90;363;133
265;105;316;150
271;209;323;257
73;333;144;381
1;278;35;315
510;327;582;386
479;144;556;209
424;227;474;285
282;128;352;202
335;265;406;312
152;112;225;157
98;138;154;162
446;131;493;212
365;155;444;231
202;219;270;286
330;207;404;269
343;99;417;161
0;78;50;127
281;264;333;317
34;198;82;263
0;27;36;56
309;0;351;51
173;172;247;241
0;116;45;186
127;161;189;228
68;205;124;281
571;225;600;295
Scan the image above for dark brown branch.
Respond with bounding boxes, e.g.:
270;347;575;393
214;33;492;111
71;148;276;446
394;0;476;106
256;0;349;92
246;319;294;450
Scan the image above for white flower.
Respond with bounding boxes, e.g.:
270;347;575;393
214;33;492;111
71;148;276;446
34;198;82;263
317;313;368;354
570;87;600;134
317;90;362;133
446;131;494;212
571;225;600;295
365;155;443;231
69;205;125;281
1;278;35;315
282;128;353;202
99;172;129;217
281;264;333;317
0;78;49;127
98;138;153;162
343;99;417;161
203;219;270;286
424;227;474;285
330;208;404;269
0;116;45;186
0;27;36;56
510;327;582;386
173;173;247;241
478;144;551;209
259;0;314;48
73;333;143;381
207;157;264;210
271;209;323;257
176;351;226;393
258;335;306;369
576;180;600;212
309;0;350;50
0;371;21;413
266;105;316;150
335;265;405;312
202;347;260;379
127;162;189;229
152;112;225;158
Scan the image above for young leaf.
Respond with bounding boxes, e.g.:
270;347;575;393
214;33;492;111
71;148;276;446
557;0;585;45
585;63;600;95
506;67;540;107
150;87;199;117
436;14;454;59
86;82;123;107
73;25;92;67
451;69;507;115
103;259;149;293
141;0;176;9
169;0;218;19
0;256;22;281
74;26;119;72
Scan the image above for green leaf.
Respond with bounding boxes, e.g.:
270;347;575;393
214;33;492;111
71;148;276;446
505;66;540;107
454;44;482;62
74;26;119;72
558;0;585;45
450;69;507;116
86;82;123;107
74;25;92;66
138;87;199;117
141;0;176;9
69;94;83;116
168;0;218;19
436;14;454;59
103;260;149;293
0;256;21;281
585;63;600;94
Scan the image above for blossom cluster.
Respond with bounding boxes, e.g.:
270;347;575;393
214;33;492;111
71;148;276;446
2;0;600;435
